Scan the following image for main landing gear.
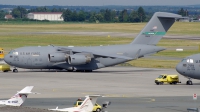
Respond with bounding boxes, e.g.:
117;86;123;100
186;79;193;85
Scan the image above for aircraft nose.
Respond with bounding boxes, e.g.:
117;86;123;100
176;63;182;74
4;54;10;64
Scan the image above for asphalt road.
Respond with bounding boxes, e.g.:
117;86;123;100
0;67;200;112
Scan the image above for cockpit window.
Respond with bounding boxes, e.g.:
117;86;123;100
8;50;14;54
13;52;18;55
186;59;193;63
181;59;186;62
8;50;18;55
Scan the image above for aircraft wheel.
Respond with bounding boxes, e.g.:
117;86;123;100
13;69;18;73
188;81;193;85
96;108;101;112
186;80;193;85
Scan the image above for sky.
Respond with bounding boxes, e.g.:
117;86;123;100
0;0;200;6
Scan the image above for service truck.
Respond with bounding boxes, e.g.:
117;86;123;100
74;101;102;112
155;74;181;85
0;47;11;72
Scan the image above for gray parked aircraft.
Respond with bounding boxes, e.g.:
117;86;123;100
4;12;181;72
176;54;200;85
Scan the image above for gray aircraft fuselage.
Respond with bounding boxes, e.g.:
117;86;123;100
176;54;200;79
4;44;164;70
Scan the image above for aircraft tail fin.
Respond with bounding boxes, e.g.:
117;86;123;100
78;95;101;112
6;86;38;106
131;12;181;45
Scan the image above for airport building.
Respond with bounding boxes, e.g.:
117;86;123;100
27;12;63;21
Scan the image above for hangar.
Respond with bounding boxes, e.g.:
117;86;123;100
27;12;63;21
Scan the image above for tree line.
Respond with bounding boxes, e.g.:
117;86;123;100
1;6;147;22
62;7;146;23
0;6;194;22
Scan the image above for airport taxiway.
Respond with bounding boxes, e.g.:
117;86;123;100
0;67;200;112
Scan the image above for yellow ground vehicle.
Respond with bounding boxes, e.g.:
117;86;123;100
155;74;181;85
74;101;102;112
0;48;4;59
0;64;11;72
0;47;11;72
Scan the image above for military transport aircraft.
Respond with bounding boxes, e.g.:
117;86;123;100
0;86;39;106
176;54;200;85
4;12;181;72
49;95;101;112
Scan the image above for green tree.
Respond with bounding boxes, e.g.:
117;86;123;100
137;7;146;22
78;11;86;21
119;9;128;22
178;8;188;16
51;8;58;12
128;10;140;22
104;9;111;22
111;10;116;22
62;9;72;22
95;14;104;22
12;6;27;18
71;11;78;21
35;7;49;12
0;10;6;19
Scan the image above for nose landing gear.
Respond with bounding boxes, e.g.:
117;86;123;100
13;67;18;73
186;79;193;85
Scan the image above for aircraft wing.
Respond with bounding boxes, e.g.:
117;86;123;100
57;47;133;60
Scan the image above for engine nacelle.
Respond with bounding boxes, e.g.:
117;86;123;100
48;53;68;62
68;54;91;65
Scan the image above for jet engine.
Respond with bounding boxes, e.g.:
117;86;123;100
48;53;68;62
68;54;91;65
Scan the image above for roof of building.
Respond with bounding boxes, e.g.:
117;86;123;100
29;12;62;14
5;14;13;19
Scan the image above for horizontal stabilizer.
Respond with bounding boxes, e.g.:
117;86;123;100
18;86;34;94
